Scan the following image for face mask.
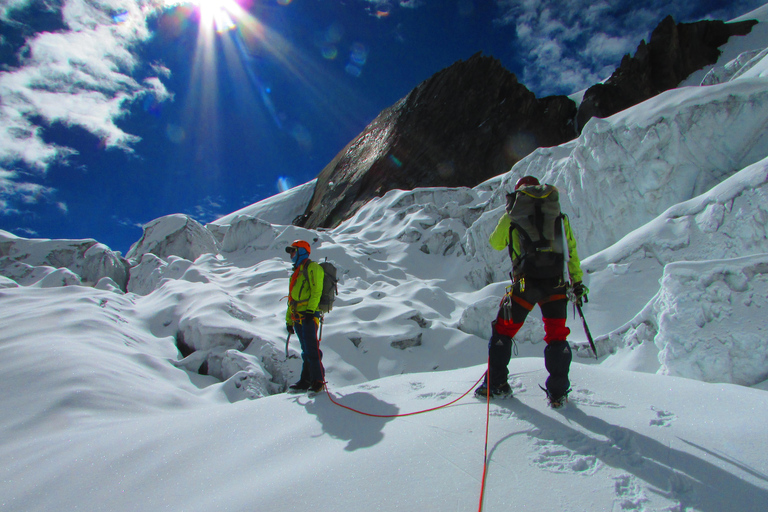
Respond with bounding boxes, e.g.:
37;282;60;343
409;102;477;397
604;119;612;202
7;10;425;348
290;248;308;267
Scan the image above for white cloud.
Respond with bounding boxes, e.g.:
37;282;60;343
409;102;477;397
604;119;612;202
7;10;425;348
0;0;170;214
0;167;57;215
584;33;636;62
496;0;641;95
186;195;228;224
0;0;34;20
494;0;764;96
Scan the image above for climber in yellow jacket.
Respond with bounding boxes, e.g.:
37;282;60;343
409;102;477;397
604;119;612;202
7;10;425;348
285;240;325;393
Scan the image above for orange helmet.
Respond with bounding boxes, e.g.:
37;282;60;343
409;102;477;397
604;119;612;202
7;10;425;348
515;176;540;190
285;240;311;254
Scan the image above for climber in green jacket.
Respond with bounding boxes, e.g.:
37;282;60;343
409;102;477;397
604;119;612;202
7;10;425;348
476;176;587;408
285;240;325;393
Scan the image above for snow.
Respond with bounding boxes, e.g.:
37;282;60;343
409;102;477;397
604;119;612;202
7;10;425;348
126;214;220;262
208;179;316;229
3;4;768;511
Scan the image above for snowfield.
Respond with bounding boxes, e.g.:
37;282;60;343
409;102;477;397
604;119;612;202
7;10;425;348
2;4;768;512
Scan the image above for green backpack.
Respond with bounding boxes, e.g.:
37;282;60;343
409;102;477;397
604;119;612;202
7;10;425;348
505;184;566;280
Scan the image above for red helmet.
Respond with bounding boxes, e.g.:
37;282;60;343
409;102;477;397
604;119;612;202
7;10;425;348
286;240;311;254
515;176;540;190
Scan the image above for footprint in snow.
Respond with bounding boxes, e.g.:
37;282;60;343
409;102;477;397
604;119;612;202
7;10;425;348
509;377;526;394
409;381;426;391
649;406;676;427
613;474;649;511
417;390;453;400
530;438;601;475
568;388;624;409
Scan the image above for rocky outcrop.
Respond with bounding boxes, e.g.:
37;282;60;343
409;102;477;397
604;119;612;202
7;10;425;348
576;17;758;130
300;53;578;230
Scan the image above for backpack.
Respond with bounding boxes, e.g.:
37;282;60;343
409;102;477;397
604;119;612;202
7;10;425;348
302;259;339;313
505;184;566;280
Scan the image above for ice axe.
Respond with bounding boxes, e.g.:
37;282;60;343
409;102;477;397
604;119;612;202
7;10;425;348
575;301;598;360
569;283;598;360
285;333;291;359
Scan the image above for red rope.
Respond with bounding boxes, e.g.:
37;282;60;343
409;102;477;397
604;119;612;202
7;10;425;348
313;333;493;509
322;372;486;418
477;360;491;512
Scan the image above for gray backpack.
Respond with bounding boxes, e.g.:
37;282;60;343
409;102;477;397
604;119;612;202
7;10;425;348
302;259;339;313
505;184;565;280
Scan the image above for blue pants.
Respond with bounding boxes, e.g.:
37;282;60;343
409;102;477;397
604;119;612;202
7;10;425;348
296;316;324;383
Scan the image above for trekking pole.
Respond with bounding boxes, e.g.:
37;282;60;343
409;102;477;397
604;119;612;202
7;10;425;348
575;301;598;359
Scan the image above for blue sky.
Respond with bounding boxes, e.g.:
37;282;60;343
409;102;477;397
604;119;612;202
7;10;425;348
0;0;764;254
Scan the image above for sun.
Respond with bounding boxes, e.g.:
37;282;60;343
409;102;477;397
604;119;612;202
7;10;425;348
162;0;241;33
194;0;240;33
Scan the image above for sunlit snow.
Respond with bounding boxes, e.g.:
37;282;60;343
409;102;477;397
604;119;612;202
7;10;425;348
2;5;768;512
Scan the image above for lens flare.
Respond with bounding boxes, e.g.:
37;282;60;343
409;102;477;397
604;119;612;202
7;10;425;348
277;176;294;192
349;42;368;65
345;63;362;77
321;45;338;60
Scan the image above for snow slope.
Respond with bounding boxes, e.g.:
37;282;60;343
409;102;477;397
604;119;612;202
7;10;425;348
2;4;768;512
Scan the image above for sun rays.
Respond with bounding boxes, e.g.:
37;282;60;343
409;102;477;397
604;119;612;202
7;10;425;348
154;0;371;192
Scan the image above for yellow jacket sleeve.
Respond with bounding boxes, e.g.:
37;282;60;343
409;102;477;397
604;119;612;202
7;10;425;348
563;216;583;283
489;213;511;251
489;213;522;256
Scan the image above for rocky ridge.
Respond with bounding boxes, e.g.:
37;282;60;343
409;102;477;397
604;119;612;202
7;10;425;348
576;16;759;130
300;16;758;230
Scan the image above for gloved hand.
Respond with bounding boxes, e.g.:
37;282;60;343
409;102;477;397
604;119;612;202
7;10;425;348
572;281;589;302
301;310;320;323
286;323;295;335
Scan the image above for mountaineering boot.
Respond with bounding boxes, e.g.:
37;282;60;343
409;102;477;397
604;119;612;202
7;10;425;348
548;392;568;409
288;380;311;392
540;385;570;408
308;380;325;393
475;381;512;399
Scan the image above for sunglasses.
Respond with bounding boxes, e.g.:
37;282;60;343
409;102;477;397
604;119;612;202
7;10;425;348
286;247;297;255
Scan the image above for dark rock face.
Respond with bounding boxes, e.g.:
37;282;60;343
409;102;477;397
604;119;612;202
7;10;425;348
300;17;757;231
576;17;758;130
301;53;578;229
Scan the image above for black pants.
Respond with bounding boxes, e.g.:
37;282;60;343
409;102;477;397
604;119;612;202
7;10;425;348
488;278;572;399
